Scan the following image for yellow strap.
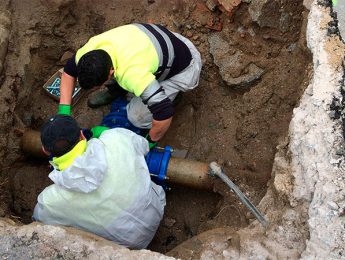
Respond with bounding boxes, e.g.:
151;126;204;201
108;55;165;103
52;140;87;170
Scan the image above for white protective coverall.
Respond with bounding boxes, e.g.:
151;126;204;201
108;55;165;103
33;128;166;249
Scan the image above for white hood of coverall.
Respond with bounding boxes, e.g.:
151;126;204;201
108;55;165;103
48;138;107;193
33;128;166;249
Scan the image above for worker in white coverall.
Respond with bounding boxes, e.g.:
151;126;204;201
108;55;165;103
33;115;166;249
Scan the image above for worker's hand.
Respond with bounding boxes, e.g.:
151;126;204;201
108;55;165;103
145;134;157;150
90;126;109;138
57;104;71;115
149;117;172;142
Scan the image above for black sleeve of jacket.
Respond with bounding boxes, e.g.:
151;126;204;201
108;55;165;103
148;98;175;121
63;55;78;78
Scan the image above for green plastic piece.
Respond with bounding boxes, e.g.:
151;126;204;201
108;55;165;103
58;104;71;115
148;141;157;149
145;134;157;150
91;126;109;138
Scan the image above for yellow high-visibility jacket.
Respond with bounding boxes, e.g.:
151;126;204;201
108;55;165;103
76;24;159;97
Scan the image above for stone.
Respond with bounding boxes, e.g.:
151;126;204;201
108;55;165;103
226;63;264;88
191;2;222;30
191;2;211;26
248;0;281;29
218;0;241;14
208;33;264;89
303;0;313;10
0;220;174;259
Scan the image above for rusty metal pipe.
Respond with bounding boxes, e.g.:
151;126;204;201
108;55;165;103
167;157;214;191
21;130;215;190
21;130;47;159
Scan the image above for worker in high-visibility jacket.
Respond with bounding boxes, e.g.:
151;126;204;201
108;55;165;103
58;23;202;144
33;115;166;249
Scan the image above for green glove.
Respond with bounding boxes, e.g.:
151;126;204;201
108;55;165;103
146;134;157;150
91;126;109;138
58;104;71;115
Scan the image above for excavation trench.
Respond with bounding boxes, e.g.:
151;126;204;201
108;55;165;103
0;0;312;256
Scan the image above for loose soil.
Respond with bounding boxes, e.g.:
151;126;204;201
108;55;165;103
0;0;311;254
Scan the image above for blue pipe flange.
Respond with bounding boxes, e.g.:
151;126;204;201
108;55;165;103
101;97;146;136
145;146;172;190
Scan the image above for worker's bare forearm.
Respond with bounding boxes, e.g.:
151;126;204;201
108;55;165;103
59;72;76;105
149;117;172;141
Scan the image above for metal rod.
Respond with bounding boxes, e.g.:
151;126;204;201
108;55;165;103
209;162;268;228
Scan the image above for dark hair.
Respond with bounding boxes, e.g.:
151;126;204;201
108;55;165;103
77;50;112;89
41;115;81;157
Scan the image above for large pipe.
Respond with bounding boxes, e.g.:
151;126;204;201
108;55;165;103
21;130;214;190
167;157;213;191
21;130;47;159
